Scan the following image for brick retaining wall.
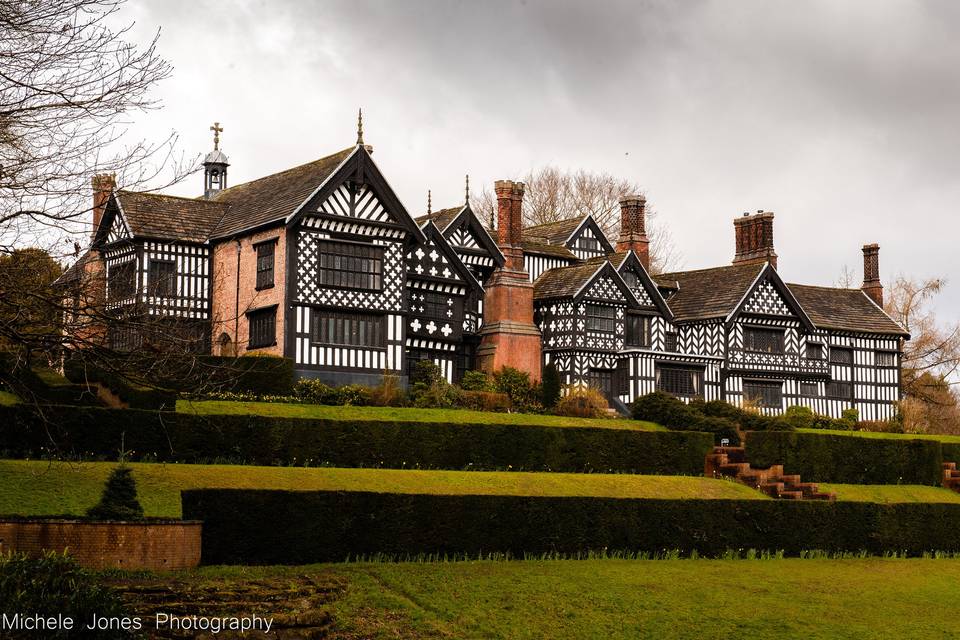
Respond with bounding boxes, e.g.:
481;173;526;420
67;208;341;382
0;519;202;570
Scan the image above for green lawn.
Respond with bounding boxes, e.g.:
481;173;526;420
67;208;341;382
798;427;960;444
0;460;763;518
177;399;664;431
823;483;960;504
124;558;960;639
0;390;19;405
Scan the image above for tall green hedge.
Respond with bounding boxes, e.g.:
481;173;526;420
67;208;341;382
745;431;945;485
63;358;177;411
154;355;295;395
0;404;713;474
182;489;960;564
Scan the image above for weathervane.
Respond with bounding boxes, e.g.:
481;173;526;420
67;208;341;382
210;122;223;150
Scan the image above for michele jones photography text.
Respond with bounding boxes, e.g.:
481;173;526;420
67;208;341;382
2;612;275;634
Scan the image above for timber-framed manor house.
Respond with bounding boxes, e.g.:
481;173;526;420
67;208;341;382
60;119;909;420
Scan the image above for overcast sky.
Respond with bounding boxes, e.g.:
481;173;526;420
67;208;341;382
120;0;960;319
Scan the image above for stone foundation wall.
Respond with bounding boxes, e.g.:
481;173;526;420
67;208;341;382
0;519;202;570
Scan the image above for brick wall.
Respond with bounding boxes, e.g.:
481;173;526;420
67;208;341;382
210;227;287;357
0;520;202;570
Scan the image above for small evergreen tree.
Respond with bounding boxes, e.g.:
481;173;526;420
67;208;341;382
86;466;144;521
541;363;561;408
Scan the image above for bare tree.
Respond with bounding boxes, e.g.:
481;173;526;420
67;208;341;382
471;166;680;273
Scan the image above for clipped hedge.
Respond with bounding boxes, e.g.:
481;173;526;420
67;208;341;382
0;353;99;406
182;489;960;564
158;355;295;395
745;431;945;486
0;404;713;475
63;359;177;411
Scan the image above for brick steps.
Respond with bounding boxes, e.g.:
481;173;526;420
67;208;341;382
944;462;960;493
705;446;836;501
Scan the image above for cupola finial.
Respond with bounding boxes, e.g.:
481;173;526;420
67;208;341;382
356;108;364;145
465;174;470;205
427;189;432;215
210;121;223;150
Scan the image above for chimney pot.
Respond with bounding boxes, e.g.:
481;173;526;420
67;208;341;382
616;193;650;270
732;210;777;269
861;243;883;307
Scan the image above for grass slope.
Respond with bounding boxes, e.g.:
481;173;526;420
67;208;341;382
0;460;763;518
177;399;663;431
0;390;19;406
823;483;960;504
798;427;960;444
137;558;960;639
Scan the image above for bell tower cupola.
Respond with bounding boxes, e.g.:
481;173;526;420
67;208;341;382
203;121;229;199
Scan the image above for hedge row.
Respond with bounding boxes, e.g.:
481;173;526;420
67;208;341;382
150;355;295;396
745;431;947;485
0;353;99;406
0;405;713;475
63;358;177;411
182;489;960;564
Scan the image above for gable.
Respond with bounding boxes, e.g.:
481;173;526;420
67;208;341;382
614;251;674;321
742;279;792;316
567;217;613;258
582;273;628;303
292;146;426;244
729;265;815;332
406;223;481;292
448;222;480;249
94;198;131;247
621;265;653;306
442;206;505;271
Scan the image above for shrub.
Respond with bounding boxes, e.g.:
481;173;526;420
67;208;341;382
492;366;542;413
86;465;144;521
555;386;608;418
369;374;406;407
335;384;372;407
778;405;815;430
292;378;339;405
411;360;443;388
184;490;960;564
0;404;713;474
459;370;492;392
454;390;511;413
632;392;701;430
0;551;132;639
410;361;457;408
541;363;562;409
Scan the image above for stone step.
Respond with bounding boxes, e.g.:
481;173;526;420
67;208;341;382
718;462;751;476
779;491;803;500
780;475;801;486
808;492;837;501
760;482;784;498
943;462;957;471
713;446;747;463
796;482;820;497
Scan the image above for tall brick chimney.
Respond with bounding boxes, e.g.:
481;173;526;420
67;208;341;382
616;195;650;270
91;173;116;242
477;179;541;381
861;243;883;307
732;210;777;269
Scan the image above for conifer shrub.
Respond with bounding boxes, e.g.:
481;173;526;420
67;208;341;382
541;363;562;409
632;392;741;444
493;366;543;413
459;370;492;392
0;552;132;639
86;465;144;521
555;386;607;418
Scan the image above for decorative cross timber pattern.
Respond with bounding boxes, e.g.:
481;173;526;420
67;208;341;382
296;236;404;310
318;183;393;223
743;280;791;315
449;223;480;249
585;276;627;302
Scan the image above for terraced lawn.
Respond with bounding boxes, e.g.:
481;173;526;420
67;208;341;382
177;399;664;431
798;427;960;444
824;483;960;503
115;558;960;639
0;460;764;518
0;390;19;405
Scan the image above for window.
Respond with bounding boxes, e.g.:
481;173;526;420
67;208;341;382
312;310;385;347
109;261;136;300
575;234;600;252
148;259;176;297
317;240;384;291
256;241;275;289
411;291;454;321
827;380;853;399
586;304;617;333
830;347;853;364
743;381;783;408
247;306;276;349
616;359;630;395
665;332;678;352
806;343;823;360
656;365;703;398
626;314;651;347
800;382;819;396
876;351;896;367
744;327;785;354
584;369;612;399
621;268;639;290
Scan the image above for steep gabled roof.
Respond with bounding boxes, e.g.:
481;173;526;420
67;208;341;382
523;215;587;245
788;284;909;336
521;241;578;260
211;146;355;238
587;250;674;321
113;191;227;243
534;261;637;305
53;251;94;286
414;206;462;231
654;262;767;322
413;221;483;293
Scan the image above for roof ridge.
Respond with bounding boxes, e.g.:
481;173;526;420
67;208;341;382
658;262;763;278
523;214;587;231
213;146;354;198
117;190;226;205
787;282;861;292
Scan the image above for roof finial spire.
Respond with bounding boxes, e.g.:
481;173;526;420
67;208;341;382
427;189;432;215
356;108;364;145
465;174;470;205
210;121;223;150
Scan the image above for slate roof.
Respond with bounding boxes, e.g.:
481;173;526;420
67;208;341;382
115;191;227;243
534;262;605;300
211;146;355;238
414;206;462;231
653;263;766;322
523;216;586;245
54;251;94;286
521;241;578;260
788;284;908;336
585;251;629;269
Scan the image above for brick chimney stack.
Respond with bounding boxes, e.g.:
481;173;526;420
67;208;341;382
91;174;116;242
732;210;777;269
861;243;883;307
494;179;525;270
616;195;650;270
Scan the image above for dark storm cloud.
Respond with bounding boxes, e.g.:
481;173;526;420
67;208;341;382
129;0;960;317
